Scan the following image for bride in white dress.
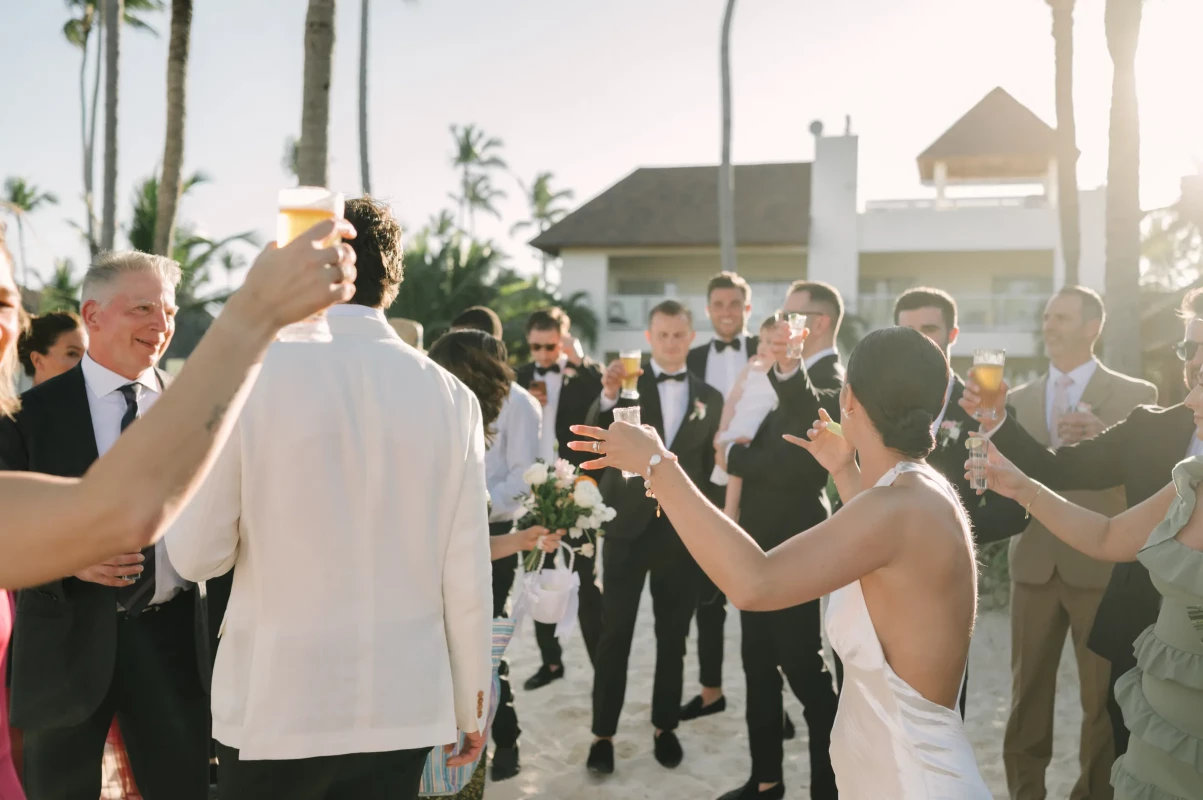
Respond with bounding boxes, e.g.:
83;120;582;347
570;326;990;799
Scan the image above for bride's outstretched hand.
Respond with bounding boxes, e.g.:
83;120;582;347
963;436;1031;499
570;422;668;474
784;407;854;474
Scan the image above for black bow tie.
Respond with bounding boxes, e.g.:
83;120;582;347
713;338;741;354
535;364;561;376
656;371;687;384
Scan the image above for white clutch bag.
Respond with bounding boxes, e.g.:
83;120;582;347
518;543;580;637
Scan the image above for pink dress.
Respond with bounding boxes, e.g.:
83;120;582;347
1;591;25;799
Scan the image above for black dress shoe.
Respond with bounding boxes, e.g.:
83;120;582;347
717;779;786;800
680;694;728;721
523;664;564;691
491;744;520;781
587;739;614;775
653;730;683;769
782;711;796;740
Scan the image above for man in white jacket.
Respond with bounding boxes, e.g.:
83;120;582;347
167;198;493;799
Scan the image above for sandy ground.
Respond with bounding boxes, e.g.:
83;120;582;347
485;593;1086;800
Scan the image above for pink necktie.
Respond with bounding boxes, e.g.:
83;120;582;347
1049;374;1074;448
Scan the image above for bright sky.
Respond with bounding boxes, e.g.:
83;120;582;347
2;0;1201;288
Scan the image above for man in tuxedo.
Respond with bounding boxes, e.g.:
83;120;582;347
716;280;842;800
514;308;604;691
681;271;758;722
0;252;212;799
451;305;541;781
585;300;723;776
893;287;1030;718
966;287;1186;773
166;197;493;799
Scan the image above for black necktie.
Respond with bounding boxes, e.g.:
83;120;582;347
656;371;687;384
535;363;561;376
115;383;156;615
713;338;741;354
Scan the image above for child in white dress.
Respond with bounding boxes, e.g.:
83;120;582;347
711;319;777;520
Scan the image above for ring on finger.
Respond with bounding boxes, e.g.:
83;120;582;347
592;441;600;454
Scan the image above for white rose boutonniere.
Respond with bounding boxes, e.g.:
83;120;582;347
688;399;707;423
563;365;578;384
936;420;963;449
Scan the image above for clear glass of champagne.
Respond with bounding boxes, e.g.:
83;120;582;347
619;349;642;400
972;349;1006;421
787;313;808;360
612;406;642;478
967;437;989;491
276;186;345;343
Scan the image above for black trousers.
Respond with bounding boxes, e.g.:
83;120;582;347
489;523;520;750
22;592;210;800
592;523;699;738
216;743;431;800
694;570;726;689
1108;652;1133;757
741;601;838;795
533;547;603;669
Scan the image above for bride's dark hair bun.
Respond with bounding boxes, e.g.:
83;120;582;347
845;328;949;459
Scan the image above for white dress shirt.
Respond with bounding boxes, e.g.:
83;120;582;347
599;360;690;447
166;305;493;760
486;383;543;523
535;353;569;465
704;334;749;399
1045;359;1099;431
80;353;188;607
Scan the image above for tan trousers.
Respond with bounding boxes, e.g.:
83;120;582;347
1004;572;1115;800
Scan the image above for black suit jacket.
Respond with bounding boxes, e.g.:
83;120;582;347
590;371;724;543
727;355;843;550
989;402;1196;663
0;364;214;731
686;335;760;381
927;377;1029;545
515;359;604;474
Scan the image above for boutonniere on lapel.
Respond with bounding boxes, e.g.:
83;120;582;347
689;399;707;423
562;365;577;385
936;420;963;449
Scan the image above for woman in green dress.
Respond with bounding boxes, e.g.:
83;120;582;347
979;381;1203;800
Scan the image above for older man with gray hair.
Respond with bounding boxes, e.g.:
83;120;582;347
0;250;214;799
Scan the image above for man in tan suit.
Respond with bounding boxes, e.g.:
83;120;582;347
1003;286;1157;800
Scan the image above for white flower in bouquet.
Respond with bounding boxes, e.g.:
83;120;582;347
554;459;576;484
573;479;603;509
601;505;617;523
569;527;585;540
580;542;595;559
522;462;549;486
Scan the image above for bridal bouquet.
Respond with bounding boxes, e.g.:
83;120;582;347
517;459;616;571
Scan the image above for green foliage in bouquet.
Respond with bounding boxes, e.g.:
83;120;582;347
516;459;615;572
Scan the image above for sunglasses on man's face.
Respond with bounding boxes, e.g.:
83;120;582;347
1175;340;1203;361
529;343;559;352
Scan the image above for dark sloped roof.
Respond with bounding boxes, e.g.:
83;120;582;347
531;162;810;255
917;88;1060;182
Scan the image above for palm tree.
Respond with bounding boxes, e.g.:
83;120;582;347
511;171;574;284
65;0;160;257
1101;0;1145;375
717;0;737;275
100;0;124;250
1047;0;1081;284
153;0;192;257
2;178;59;287
1141;173;1203;290
449;124;507;232
39;259;85;313
299;0;337;187
456;174;506;236
282;136;300;181
358;0;371;195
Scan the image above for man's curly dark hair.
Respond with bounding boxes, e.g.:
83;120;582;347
344;196;403;309
428;329;514;446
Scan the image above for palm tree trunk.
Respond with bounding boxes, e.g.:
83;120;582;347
1102;0;1144;376
78;17;96;257
86;8;103;257
1050;0;1081;284
100;0;123;252
153;0;192;257
15;217;28;288
357;0;372;195
717;0;738;276
298;0;336;187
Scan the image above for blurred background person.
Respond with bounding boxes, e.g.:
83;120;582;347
17;312;86;386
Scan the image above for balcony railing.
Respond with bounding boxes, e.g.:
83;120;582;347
858;293;1048;333
864;195;1047;212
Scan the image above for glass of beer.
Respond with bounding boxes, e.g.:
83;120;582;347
276;186;345;343
967;437;989;492
612;406;642;478
787;313;808;360
619;349;642;400
972;349;1006;421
